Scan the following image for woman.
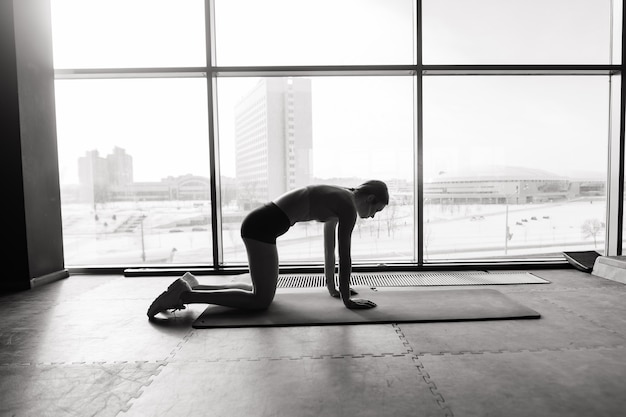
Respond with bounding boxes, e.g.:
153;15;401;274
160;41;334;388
147;180;389;318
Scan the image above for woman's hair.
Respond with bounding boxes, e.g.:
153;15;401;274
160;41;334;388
354;180;389;205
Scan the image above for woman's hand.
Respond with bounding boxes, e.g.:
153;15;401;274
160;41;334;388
343;298;377;309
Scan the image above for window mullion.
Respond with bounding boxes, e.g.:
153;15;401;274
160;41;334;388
416;0;423;264
206;0;223;268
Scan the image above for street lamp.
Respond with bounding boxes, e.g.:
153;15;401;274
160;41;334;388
504;186;519;255
140;214;147;262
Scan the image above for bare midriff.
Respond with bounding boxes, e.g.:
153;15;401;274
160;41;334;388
273;185;354;226
272;186;311;226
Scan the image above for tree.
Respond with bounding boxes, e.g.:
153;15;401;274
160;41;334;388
384;201;398;237
581;218;604;248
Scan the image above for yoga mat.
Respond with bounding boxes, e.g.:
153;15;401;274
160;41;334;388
563;251;601;273
192;287;540;329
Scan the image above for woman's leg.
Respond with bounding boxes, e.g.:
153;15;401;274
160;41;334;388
182;268;252;291
191;281;254;291
191;282;253;291
178;237;278;310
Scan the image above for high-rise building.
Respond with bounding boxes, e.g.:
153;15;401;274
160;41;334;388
107;146;133;186
78;147;133;203
78;150;110;203
78;147;133;188
234;78;313;207
78;150;108;187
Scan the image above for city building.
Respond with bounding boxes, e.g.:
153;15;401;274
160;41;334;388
425;166;605;205
234;78;313;208
70;150;604;207
78;147;134;203
106;146;133;186
73;148;211;203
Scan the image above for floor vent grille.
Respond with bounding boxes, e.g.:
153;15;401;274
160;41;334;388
277;271;548;288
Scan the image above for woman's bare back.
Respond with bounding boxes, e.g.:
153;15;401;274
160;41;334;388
273;184;356;225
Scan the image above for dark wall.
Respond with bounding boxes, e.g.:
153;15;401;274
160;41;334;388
1;0;66;291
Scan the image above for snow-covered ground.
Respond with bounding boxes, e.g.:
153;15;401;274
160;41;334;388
61;198;610;266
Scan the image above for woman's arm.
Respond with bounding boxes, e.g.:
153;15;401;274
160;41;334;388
323;220;338;297
337;218;353;302
325;219;358;298
337;214;376;309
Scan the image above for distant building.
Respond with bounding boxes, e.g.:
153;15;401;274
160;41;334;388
425;166;605;205
67;150;604;206
78;147;134;203
78;150;113;203
234;78;313;208
79;147;133;187
107;146;133;186
108;175;211;202
74;148;210;203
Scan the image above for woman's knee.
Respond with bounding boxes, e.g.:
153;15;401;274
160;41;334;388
247;293;274;310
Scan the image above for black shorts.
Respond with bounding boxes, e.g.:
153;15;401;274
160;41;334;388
240;203;291;244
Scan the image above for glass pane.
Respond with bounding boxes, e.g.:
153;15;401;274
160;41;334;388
214;0;415;66
55;78;212;266
217;76;415;264
422;0;615;64
51;0;206;68
423;76;609;261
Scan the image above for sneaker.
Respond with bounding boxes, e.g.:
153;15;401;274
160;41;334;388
147;278;192;318
181;272;200;289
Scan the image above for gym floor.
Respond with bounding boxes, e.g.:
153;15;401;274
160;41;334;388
1;268;625;417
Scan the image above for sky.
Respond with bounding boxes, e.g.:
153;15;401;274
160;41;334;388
50;0;618;185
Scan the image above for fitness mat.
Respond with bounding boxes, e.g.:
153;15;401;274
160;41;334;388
192;287;540;329
563;251;601;273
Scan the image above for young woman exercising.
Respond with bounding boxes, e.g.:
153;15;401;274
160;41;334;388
147;180;389;318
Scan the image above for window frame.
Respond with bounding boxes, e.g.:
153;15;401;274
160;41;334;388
54;0;626;274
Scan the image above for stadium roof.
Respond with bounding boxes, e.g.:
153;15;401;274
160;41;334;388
429;165;573;183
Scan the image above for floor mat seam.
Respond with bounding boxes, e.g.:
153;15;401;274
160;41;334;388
117;328;193;416
415;344;626;357
540;296;626;340
117;362;167;415
393;323;455;417
167;352;414;363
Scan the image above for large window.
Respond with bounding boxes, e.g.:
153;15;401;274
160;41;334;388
51;0;206;68
51;0;624;269
213;0;415;66
423;76;610;260
422;0;617;64
54;78;212;266
217;76;415;264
